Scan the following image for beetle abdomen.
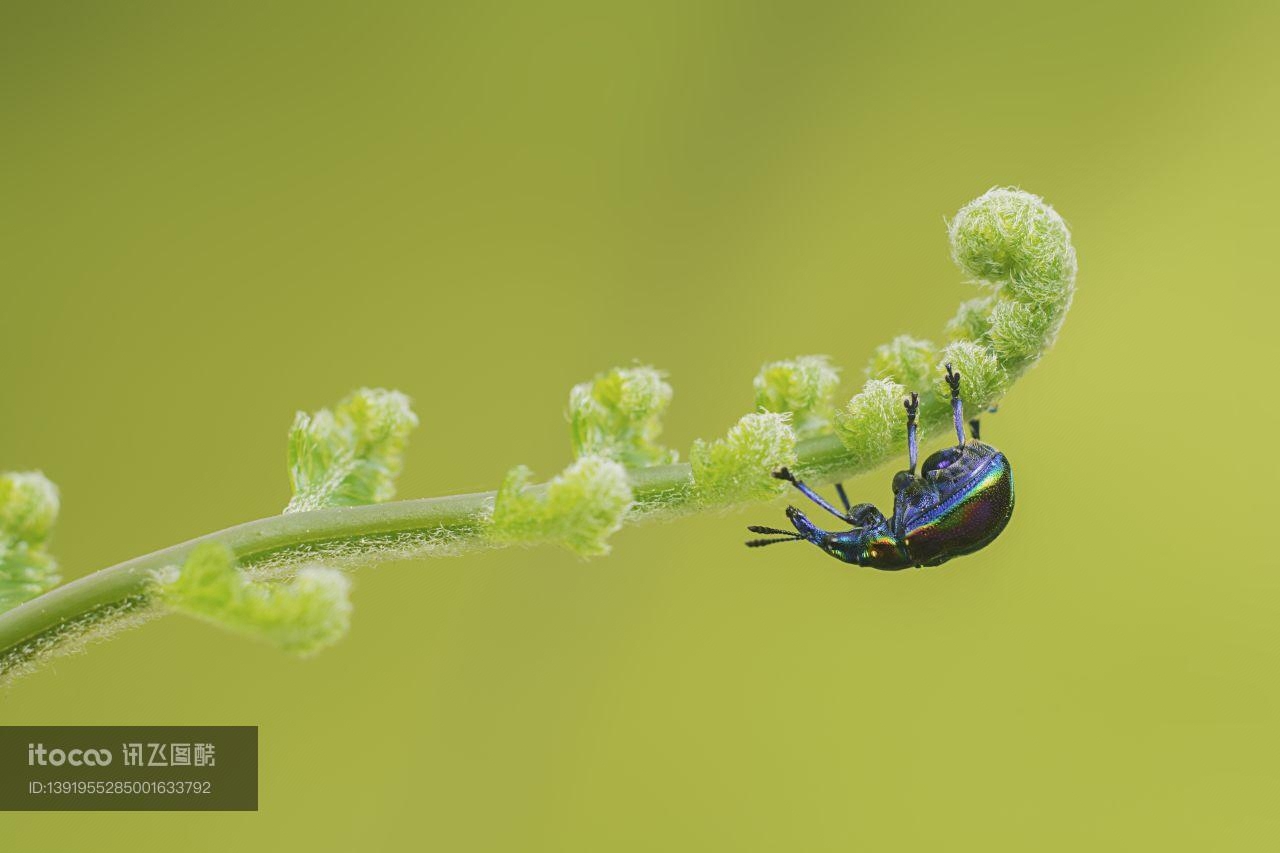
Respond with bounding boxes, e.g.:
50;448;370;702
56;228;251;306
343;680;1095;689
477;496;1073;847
903;451;1014;566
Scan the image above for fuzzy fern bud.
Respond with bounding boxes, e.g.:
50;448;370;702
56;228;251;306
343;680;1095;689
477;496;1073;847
286;388;419;513
945;295;996;343
158;542;351;655
690;412;797;505
936;188;1075;389
867;336;938;392
949;186;1077;306
0;472;61;613
753;355;841;439
834;379;910;468
569;366;676;466
490;455;633;557
943;188;1077;382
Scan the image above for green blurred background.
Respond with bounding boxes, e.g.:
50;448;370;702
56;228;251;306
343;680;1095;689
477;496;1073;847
2;1;1277;849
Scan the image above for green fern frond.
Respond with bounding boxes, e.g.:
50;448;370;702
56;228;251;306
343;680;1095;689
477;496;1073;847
690;412;798;505
158;542;351;655
0;186;1078;682
569;366;677;466
0;472;61;613
489;455;633;557
286;388;419;513
754;355;841;439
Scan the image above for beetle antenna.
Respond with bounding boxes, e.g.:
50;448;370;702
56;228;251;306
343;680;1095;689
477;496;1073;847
945;363;965;447
747;525;796;536
745;536;803;548
745;524;802;546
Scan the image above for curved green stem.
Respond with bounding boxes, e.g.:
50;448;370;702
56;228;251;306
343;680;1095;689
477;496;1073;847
0;434;874;681
0;432;901;676
0;186;1077;684
0;492;486;667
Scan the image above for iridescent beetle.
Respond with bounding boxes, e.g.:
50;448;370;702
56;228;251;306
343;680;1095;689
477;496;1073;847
746;364;1013;569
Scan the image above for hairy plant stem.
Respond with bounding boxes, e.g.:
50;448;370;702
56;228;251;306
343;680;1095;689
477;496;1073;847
1;188;1076;681
0;433;861;677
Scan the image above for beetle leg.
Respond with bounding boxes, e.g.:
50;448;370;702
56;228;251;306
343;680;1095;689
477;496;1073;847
904;392;920;474
945;362;966;447
834;482;852;514
969;406;997;440
773;467;862;525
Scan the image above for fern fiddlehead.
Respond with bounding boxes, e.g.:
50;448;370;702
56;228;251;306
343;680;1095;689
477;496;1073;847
0;187;1075;683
